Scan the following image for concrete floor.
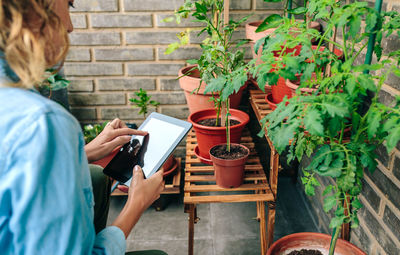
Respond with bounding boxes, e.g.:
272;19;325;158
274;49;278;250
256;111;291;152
107;175;320;255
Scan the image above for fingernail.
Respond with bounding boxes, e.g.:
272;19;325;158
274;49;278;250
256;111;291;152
134;165;141;171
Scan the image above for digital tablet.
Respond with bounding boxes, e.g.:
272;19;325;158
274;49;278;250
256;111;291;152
103;112;192;186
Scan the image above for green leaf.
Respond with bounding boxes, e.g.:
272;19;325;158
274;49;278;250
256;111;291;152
348;15;361;38
256;14;282;32
367;110;381;139
385;126;400;152
195;2;207;14
352;198;363;210
322;101;348;118
165;42;180;55
288;7;307;15
204;76;226;93
329;216;345;229
304;108;324;136
232;72;248;93
365;11;378;33
305;183;316;196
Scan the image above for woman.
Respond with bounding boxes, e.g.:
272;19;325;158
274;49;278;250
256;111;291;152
0;0;166;254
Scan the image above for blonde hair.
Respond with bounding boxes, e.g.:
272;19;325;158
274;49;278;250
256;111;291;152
0;0;69;88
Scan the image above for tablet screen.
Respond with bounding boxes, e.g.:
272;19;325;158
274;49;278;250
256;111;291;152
103;113;191;185
139;118;185;178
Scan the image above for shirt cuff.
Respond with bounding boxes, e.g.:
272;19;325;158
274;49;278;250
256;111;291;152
93;226;126;255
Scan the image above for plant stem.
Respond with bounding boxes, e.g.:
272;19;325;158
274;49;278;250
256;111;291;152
226;98;231;152
329;225;342;255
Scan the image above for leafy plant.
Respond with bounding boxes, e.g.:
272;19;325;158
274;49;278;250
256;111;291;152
253;0;400;254
83;122;108;144
165;0;250;152
129;88;160;118
39;68;70;91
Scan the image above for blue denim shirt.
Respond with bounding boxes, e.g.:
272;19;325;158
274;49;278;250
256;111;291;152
0;55;126;254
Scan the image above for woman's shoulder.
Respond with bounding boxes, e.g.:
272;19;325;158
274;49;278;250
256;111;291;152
0;87;81;143
0;87;74;119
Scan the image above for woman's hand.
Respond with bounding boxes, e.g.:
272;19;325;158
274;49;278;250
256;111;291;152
112;166;164;238
84;118;147;163
127;166;165;213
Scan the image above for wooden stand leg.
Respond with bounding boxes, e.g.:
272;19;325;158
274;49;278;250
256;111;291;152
257;201;267;255
188;204;195;255
267;202;276;251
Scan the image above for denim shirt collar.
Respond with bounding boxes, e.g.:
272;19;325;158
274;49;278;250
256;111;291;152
0;51;20;85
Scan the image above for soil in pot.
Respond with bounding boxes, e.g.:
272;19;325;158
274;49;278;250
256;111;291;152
210;144;248;160
288;249;323;255
197;118;240;127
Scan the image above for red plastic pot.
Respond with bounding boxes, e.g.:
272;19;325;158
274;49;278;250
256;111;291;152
267;232;366;255
188;108;249;160
179;65;246;114
271;76;293;103
210;143;249;188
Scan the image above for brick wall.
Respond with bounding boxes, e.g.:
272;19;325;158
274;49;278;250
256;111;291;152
299;1;400;254
65;0;282;126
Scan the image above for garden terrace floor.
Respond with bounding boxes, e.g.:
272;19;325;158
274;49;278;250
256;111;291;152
107;175;320;255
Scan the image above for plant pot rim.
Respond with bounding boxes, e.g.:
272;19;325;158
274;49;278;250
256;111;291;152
179;64;201;81
188;108;250;131
267;232;366;255
209;143;250;162
286;74;318;93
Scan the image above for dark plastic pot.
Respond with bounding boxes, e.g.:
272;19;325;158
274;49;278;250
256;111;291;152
188;108;249;160
179;65;246;114
210;143;249;188
267;232;366;255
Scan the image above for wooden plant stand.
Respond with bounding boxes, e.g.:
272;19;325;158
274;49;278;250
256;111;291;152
184;125;278;255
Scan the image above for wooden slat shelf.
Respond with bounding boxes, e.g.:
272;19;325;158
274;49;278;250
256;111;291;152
184;129;272;203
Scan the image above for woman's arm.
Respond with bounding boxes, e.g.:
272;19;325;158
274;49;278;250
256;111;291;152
111;166;165;238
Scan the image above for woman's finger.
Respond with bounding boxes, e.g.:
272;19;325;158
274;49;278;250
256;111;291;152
117;185;129;193
110;128;148;138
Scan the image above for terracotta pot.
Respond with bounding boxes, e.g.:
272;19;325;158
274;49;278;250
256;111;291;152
267;232;366;255
210;143;249;188
188;108;249;160
265;93;277;110
179;65;246;113
246;21;277;65
161;155;178;177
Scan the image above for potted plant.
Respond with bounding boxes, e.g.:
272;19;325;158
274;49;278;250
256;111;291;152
246;0;321;66
38;68;70;110
165;0;250;113
166;0;250;166
257;0;400;254
129;89;178;176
